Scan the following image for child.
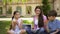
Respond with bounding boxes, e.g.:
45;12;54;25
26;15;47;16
47;10;60;34
7;11;26;34
32;6;48;34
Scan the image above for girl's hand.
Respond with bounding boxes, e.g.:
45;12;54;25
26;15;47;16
13;20;18;25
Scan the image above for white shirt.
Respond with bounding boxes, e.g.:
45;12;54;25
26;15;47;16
13;18;22;32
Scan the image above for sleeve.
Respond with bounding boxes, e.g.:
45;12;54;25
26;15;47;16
43;15;47;21
57;20;60;29
43;15;48;26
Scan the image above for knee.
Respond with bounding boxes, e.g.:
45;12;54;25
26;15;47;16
20;30;26;34
7;31;14;34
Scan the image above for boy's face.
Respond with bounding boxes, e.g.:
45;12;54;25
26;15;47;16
48;16;56;21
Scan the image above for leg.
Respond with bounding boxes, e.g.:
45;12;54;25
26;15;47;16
7;31;14;34
26;29;33;34
56;31;60;34
20;29;26;34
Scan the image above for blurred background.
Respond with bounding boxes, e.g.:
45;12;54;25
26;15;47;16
0;0;60;18
0;0;60;34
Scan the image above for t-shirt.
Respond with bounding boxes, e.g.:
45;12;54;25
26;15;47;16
13;18;22;32
48;19;60;32
34;15;47;30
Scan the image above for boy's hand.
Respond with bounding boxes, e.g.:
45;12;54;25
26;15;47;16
50;29;59;34
50;32;56;34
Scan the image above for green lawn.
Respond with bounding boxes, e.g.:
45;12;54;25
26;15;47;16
0;20;33;34
0;21;11;34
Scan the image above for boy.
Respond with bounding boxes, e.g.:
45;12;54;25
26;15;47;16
47;10;60;34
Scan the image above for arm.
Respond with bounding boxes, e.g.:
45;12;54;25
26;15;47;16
11;20;17;30
31;21;34;29
43;16;49;32
18;20;23;29
43;15;48;25
32;17;35;29
50;29;59;34
50;20;60;34
44;22;50;33
45;25;50;33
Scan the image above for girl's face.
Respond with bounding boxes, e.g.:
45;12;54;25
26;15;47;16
35;8;41;16
14;12;20;19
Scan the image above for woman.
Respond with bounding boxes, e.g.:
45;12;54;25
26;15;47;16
33;6;48;34
7;11;26;34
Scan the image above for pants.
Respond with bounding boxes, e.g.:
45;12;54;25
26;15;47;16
31;29;48;34
56;31;60;34
26;29;32;34
50;30;60;34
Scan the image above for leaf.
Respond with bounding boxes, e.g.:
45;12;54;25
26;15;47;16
3;0;7;5
22;0;27;3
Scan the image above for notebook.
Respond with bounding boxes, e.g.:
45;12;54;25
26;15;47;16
23;24;31;30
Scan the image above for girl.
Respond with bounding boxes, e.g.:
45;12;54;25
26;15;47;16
33;6;48;34
7;11;26;34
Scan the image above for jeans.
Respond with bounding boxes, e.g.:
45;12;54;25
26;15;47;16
50;30;60;34
56;31;60;34
31;28;48;34
26;29;32;34
35;29;48;34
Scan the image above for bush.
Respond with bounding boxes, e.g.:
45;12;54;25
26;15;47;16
23;20;33;24
42;0;51;16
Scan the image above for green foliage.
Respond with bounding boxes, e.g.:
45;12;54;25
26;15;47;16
3;0;7;5
22;0;26;3
7;0;12;4
7;7;12;14
23;20;33;24
42;0;51;16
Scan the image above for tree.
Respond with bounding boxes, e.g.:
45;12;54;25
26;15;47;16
42;0;51;16
22;0;27;3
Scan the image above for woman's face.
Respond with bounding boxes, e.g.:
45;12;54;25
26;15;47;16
35;8;41;16
14;12;20;19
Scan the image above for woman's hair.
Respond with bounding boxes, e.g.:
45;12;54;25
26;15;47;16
35;6;44;28
12;11;19;20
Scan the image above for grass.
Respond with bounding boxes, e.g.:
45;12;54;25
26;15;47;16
0;20;33;34
0;21;11;34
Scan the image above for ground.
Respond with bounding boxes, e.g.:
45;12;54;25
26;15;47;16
0;21;11;34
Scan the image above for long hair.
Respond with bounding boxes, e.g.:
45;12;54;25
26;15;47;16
12;11;19;20
35;6;44;28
